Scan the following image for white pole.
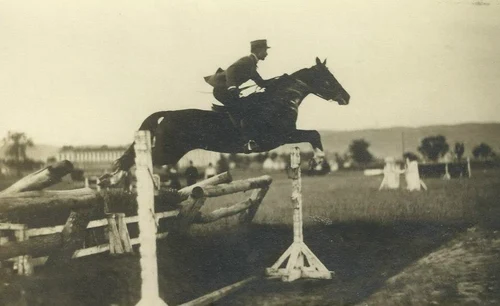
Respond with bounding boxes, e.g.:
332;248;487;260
134;131;168;306
467;157;472;178
266;147;332;281
443;163;451;180
290;148;303;244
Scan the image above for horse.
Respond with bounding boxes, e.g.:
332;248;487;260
100;57;350;186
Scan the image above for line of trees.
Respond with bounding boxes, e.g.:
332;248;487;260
1;131;498;176
346;135;497;167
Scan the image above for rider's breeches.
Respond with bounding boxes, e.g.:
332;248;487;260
213;87;238;107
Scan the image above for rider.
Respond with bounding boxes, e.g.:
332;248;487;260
204;39;274;152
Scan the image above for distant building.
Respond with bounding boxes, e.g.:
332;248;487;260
57;146;222;176
57;146;128;176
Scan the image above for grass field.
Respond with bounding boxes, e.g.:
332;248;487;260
1;167;500;305
196;167;499;230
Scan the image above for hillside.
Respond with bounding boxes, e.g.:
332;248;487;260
277;123;500;159
1;123;499;162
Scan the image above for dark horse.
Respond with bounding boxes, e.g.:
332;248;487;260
101;57;350;186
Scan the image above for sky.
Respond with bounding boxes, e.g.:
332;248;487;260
1;0;499;146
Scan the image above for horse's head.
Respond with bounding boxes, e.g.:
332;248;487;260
297;57;350;105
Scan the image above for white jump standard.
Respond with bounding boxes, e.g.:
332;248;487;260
134;130;168;306
266;147;332;282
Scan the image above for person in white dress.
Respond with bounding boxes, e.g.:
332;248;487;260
404;157;427;191
204;162;217;179
379;157;405;190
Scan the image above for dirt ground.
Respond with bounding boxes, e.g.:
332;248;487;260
2;220;499;306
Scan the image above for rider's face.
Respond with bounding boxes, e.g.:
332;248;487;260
255;48;268;61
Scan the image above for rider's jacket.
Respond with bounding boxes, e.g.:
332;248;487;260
204;54;266;90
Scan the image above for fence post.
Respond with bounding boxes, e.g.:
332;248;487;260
14;225;33;275
96;177;102;192
266;147;332;282
107;213;124;255
134;130;168;306
46;209;93;266
116;213;133;253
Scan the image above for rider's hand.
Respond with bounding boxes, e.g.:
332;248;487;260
228;87;239;99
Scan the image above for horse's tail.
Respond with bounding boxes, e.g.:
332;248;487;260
113;111;171;172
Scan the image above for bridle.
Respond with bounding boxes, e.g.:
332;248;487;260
292;72;339;101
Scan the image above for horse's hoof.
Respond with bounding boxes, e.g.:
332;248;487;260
244;140;261;153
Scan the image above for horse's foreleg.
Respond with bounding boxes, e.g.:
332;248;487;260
285;129;325;161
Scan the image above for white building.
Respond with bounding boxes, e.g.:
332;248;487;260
57;146;128;175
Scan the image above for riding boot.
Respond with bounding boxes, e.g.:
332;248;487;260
227;113;240;131
227;113;248;146
240;118;260;152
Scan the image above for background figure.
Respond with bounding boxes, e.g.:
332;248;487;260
379;157;405;190
167;165;182;189
405;157;427;191
204;162;217;179
185;160;199;186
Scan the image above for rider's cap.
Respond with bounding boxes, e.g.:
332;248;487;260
251;39;270;50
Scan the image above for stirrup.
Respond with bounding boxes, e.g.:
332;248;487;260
245;140;260;152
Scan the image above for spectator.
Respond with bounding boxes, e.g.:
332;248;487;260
185;160;199;186
379;157;404;190
204;162;217;179
405;157;427;191
167;166;182;189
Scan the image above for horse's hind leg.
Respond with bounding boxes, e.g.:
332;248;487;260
151;121;188;167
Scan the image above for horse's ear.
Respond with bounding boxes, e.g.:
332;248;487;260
315;57;321;65
323;58;327;65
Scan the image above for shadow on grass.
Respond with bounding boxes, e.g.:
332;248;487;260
161;220;470;306
0;220;470;306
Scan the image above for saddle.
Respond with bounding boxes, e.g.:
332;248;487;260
211;75;295;139
211;74;292;115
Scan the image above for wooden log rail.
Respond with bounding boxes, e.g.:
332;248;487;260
176;175;272;232
0;160;97;274
177;172;233;201
0;169;272;275
191;175;272;199
0;210;179;267
0;141;270;280
0;188;97;216
0;173;235;262
0;160;74;195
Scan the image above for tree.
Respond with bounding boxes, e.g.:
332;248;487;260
348;139;373;166
472;143;495;160
2;131;34;176
418;135;449;162
454;142;465;161
403;151;419;162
